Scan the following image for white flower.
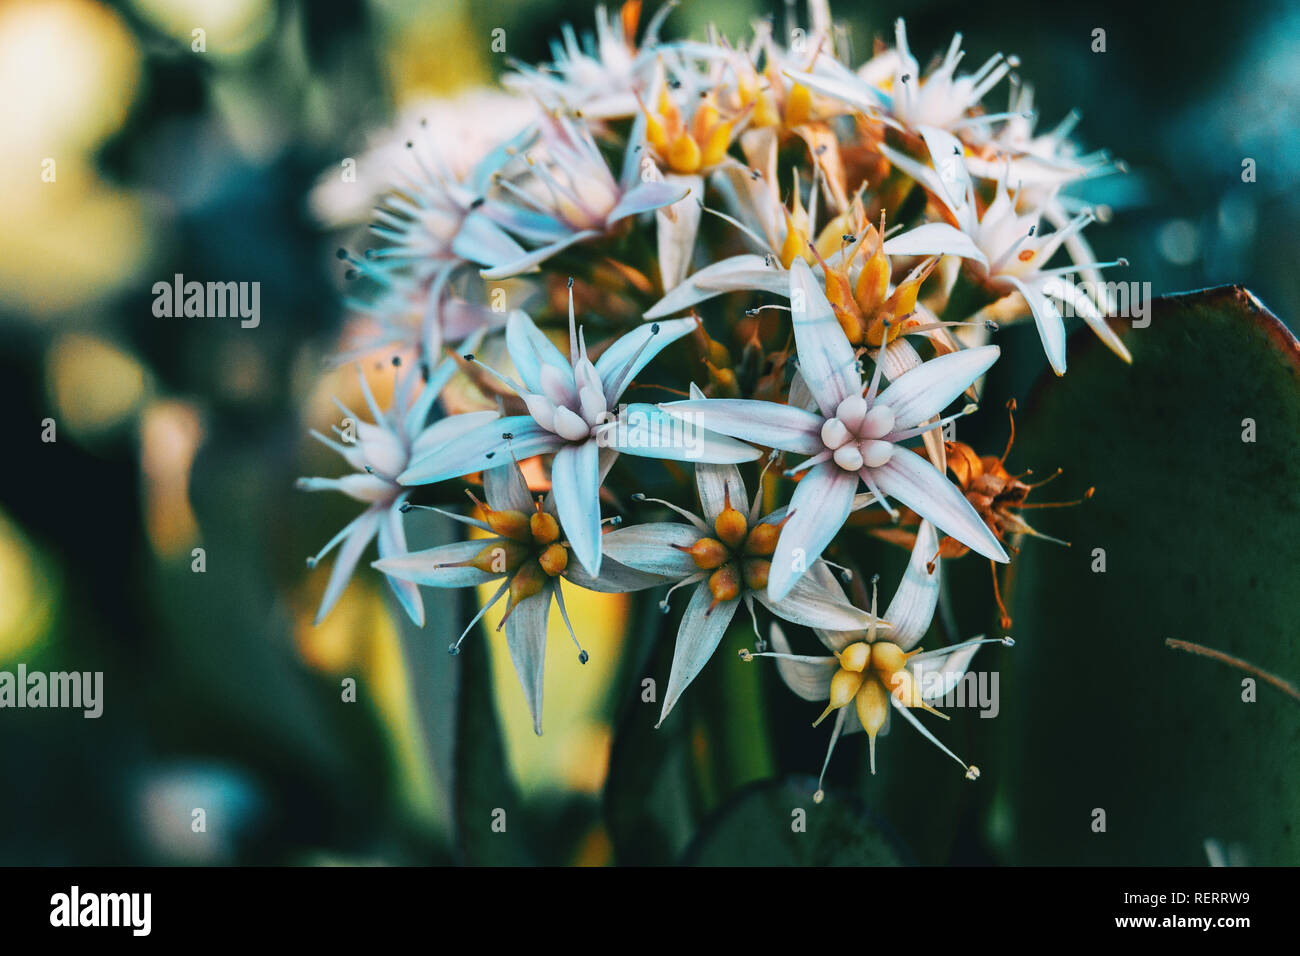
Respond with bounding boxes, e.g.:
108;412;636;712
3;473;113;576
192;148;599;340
502;2;676;121
881;126;1129;374
398;285;760;577
747;521;1012;797
333;121;539;369
374;456;668;734
788;19;1018;138
662;258;1007;601
297;360;496;626
643;153;986;320
479;114;689;280
601;458;882;724
308;91;539;227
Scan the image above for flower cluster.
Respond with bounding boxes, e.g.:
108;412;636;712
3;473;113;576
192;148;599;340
301;1;1118;789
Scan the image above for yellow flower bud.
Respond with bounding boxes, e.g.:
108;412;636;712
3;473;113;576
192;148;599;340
838;641;871;673
529;511;560;545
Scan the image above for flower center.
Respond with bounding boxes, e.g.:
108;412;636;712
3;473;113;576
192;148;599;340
816;640;933;747
820;395;896;471
673;494;784;608
459;504;571;613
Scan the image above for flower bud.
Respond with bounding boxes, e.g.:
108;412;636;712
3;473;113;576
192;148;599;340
537;543;568;576
743;521;779;556
714;507;748;549
838;641;871;673
529;511;560;545
682;536;728;570
707;563;741;603
484;507;531;540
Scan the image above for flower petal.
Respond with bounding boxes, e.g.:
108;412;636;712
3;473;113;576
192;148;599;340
757;566;877;630
400;415;564;485
594;317;696;405
643;254;789;319
607;180;691;224
1041;274;1133;364
599;522;700;578
483;454;534;513
479;229;604;280
452;210;529;268
658;583;740;726
656;173;704;292
876;345;1000;430
788;258;862;416
505;309;575;396
377;502;424;627
659;399;823;455
1004;275;1067;376
768;621;837;701
767;462;859;602
884;520;941;649
908;639;985;704
785;63;882;115
869;452;1008;563
410;409;501;461
694;463;748;523
603;403;764;463
314;507;383;624
563;554;675;593
504;588;551;735
550;440;603;577
883;221;988;268
372;537;503;588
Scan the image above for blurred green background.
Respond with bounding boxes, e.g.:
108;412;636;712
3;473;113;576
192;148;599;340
1;0;1296;865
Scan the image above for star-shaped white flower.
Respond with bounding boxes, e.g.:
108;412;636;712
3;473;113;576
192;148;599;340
662;258;1007;601
398;285;761;577
747;521;1012;797
297;358;496;626
601;458;883;725
881;126;1128;375
375;454;669;734
479;114;689;280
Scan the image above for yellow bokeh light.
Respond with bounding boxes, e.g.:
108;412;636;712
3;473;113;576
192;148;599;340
0;0;140;157
46;333;149;437
0;510;56;662
127;0;273;59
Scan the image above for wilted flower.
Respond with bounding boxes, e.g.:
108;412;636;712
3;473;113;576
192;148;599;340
663;259;1007;601
601;458;880;723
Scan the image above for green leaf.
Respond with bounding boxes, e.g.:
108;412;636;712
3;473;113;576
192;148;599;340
682;777;906;865
994;287;1300;865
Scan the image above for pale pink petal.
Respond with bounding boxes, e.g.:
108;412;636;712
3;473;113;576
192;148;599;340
660;399;823;455
869;452;1008;563
767;462;859;602
875;345;1000;430
788;258;862;416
